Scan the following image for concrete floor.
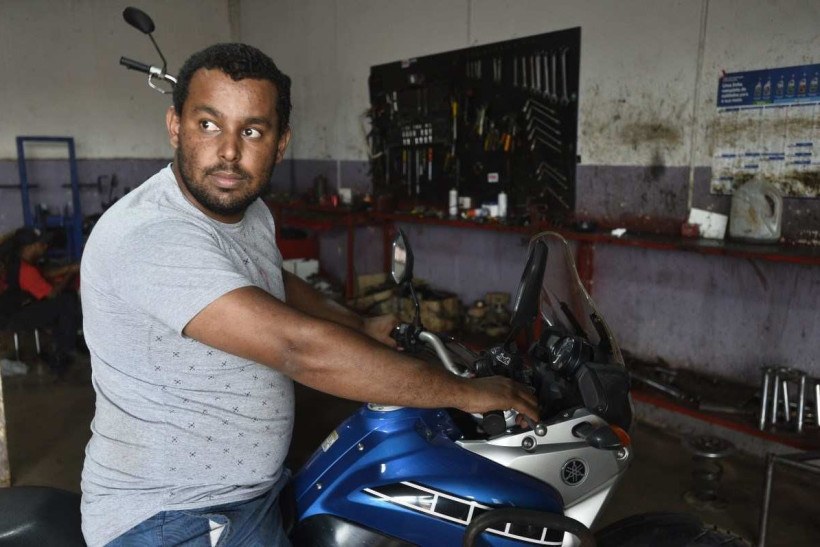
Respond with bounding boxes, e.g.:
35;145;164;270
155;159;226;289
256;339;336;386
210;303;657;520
2;357;819;546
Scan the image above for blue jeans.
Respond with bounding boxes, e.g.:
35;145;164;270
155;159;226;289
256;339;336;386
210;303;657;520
106;483;290;547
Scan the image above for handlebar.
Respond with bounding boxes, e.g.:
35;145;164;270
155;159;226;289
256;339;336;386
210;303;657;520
119;56;177;90
392;323;543;435
120;56;152;74
391;323;468;377
417;330;466;377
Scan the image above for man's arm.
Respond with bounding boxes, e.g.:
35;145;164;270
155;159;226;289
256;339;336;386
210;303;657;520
184;286;538;420
283;270;395;346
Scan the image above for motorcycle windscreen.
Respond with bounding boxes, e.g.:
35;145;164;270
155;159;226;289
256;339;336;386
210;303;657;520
533;232;625;368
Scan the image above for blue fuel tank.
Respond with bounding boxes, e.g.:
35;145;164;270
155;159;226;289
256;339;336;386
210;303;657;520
293;405;565;546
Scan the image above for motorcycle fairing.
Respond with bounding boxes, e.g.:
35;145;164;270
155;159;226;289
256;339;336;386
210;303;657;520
294;405;565;545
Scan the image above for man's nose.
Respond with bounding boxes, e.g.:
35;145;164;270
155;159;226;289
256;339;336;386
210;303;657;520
218;133;241;163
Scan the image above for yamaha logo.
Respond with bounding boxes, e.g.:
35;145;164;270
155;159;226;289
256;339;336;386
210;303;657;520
561;459;587;486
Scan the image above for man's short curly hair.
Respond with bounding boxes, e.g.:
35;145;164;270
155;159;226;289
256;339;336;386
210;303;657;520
173;43;292;134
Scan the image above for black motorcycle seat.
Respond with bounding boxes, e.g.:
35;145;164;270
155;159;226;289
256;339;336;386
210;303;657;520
0;486;85;546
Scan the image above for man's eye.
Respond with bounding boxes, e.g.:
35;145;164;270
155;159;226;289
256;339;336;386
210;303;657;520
242;128;262;139
200;120;219;132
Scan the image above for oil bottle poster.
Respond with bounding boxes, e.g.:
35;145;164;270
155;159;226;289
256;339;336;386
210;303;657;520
711;62;819;198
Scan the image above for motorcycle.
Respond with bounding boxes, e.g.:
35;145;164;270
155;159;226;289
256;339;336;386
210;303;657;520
0;8;748;546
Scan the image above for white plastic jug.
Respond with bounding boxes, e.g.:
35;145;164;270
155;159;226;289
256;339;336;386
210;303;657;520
729;178;783;243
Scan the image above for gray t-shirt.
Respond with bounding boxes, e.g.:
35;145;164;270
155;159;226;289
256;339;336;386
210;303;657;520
80;165;294;546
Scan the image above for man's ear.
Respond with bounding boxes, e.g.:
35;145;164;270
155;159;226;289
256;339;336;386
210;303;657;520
166;106;181;149
275;127;292;164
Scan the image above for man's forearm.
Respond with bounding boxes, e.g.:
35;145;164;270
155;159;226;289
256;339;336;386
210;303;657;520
283;270;364;331
184;286;539;419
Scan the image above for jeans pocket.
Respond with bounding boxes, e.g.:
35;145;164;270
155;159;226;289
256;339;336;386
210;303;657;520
163;511;231;547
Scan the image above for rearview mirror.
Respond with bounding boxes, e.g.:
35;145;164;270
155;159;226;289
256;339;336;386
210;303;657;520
509;240;548;333
390;229;414;285
123;6;155;34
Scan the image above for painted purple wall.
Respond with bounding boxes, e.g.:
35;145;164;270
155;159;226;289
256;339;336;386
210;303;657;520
575;165;820;243
0;159;169;231
2;157;816;383
0;157;370;234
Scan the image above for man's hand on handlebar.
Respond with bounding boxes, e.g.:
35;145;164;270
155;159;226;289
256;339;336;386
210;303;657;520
462;376;539;424
363;314;399;347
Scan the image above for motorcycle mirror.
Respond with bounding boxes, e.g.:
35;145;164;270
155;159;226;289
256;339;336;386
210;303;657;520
123;7;155;34
390;229;414;285
509;240;548;333
122;6;169;76
391;229;422;327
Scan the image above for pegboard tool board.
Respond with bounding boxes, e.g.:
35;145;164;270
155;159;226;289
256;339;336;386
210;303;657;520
368;27;580;218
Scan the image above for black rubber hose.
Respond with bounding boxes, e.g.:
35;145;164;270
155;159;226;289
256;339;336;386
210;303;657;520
463;508;596;547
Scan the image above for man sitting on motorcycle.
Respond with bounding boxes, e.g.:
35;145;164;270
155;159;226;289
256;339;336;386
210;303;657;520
80;43;538;546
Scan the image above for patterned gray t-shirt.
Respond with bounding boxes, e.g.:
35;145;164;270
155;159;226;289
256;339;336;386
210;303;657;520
80;165;294;546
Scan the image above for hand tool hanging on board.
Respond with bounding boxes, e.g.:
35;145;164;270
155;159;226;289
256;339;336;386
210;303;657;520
528;126;561;153
529;125;561;146
560;48;570;105
527;116;561;136
416;147;423;196
476;104;487;137
493;57;502;84
451;99;458;153
523;97;560;125
532;54;539;95
513;55;518;88
535;161;568;190
541;52;549;98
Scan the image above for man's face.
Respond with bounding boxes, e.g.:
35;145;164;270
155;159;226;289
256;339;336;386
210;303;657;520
166;69;291;223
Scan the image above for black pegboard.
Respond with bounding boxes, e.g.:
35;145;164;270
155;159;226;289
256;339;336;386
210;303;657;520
368;27;580;219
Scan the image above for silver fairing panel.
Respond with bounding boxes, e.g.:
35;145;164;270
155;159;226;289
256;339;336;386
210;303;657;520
458;409;632;525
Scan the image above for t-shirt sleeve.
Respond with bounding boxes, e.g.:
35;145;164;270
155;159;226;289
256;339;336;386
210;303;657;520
114;219;254;334
19;261;54;300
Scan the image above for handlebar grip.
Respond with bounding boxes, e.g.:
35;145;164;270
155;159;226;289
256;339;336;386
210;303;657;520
120;56;152;74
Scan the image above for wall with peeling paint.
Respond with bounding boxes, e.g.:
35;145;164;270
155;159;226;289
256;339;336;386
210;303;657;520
241;0;819;383
241;0;703;166
0;1;815;383
241;0;819;240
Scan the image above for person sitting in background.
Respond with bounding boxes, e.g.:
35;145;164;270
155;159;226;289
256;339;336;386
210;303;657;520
0;227;81;375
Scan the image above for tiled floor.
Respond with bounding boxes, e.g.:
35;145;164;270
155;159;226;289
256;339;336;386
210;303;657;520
2;359;819;546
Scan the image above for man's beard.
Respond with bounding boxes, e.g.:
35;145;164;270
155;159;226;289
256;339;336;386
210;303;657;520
175;141;275;218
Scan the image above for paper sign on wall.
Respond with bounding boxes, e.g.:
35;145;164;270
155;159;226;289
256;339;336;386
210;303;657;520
711;63;820;198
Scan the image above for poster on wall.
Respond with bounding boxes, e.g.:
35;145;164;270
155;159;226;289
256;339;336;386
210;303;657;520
711;63;819;198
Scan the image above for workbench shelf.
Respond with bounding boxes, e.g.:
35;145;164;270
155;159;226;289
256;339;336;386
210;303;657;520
376;212;820;267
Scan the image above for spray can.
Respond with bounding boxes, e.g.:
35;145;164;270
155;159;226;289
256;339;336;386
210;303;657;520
498;191;508;218
449;188;458;218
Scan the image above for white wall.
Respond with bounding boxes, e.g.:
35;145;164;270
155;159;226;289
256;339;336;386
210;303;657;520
239;0;471;162
2;1;815;164
240;0;819;168
0;0;231;159
694;1;820;164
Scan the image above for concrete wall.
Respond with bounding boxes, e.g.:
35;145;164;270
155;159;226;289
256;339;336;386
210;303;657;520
240;0;819;239
0;1;816;380
240;0;819;381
